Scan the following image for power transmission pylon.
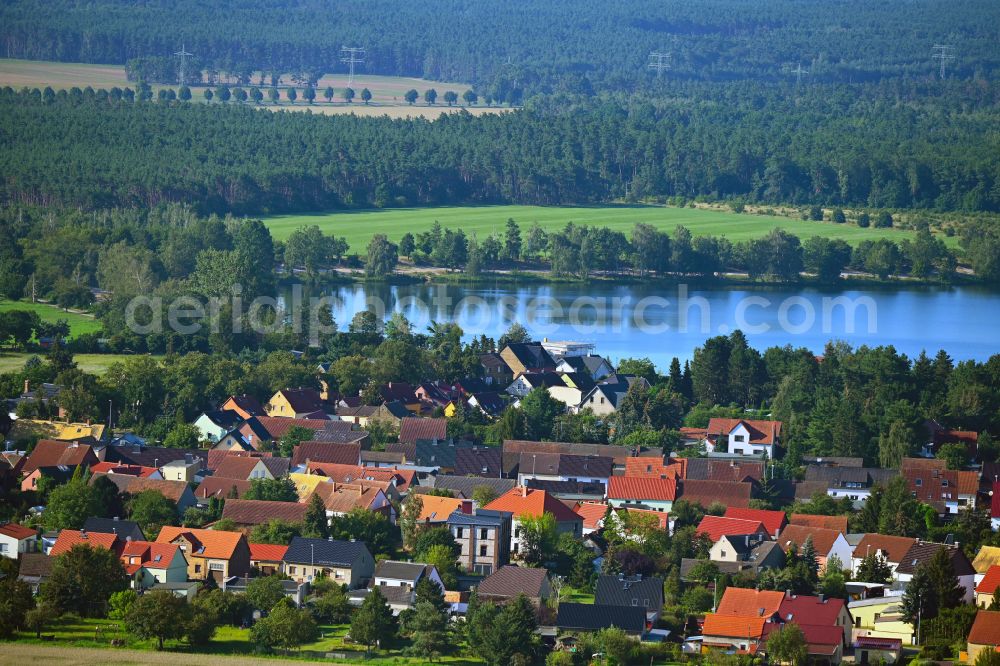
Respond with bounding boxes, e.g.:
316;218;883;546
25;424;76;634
340;46;366;85
174;44;194;85
648;51;672;76
932;44;955;80
792;62;809;86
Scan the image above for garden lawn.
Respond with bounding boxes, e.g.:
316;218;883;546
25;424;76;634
264;204;946;253
0;353;156;375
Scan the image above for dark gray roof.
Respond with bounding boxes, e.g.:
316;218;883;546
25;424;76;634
201;409;243;430
431;475;516;498
895;542;975;576
82;517;145;541
595;575;664;611
18;552;53;578
454;447;504;477
557;603;646;633
375;560;430;582
503;343;555;370
447;509;511;527
679;558;747;579
524;479;606;498
803;465;897;488
477;565;549;598
387;439;474;469
283;537;372;567
106;444;208;470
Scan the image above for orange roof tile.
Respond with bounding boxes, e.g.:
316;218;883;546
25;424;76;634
416;494;467;522
485;487;583;523
703;614;767;639
789;514;849;533
249;543;289;562
617;507;670;530
119;541;182;569
697;516;768;543
606;476;677;502
156;526;244;560
724;508;787;535
977;566;1000;596
969;610;1000;647
50;529;121;556
623;457;680;479
852;534;917;563
574;501;609;530
716;588;785;618
706;419;782;445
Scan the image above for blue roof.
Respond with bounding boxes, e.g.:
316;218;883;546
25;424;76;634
447;509;511;526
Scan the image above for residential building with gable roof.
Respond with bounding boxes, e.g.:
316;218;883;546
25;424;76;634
698;515;769;544
516;452;613;487
283;536;374;588
484;487;582;557
724;507;787;538
0;522;38;558
705;418;782;458
850;534;917;576
155;526;251;581
607;476;677;512
448;508;512;575
778;524;852;572
967;610;1000;662
894;541;975;603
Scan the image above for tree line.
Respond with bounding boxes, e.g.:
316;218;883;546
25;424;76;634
1;0;998;93
376;217;961;283
3;83;1000;216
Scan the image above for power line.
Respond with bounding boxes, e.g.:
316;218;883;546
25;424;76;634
648;50;672;76
173;44;194;85
340;46;366;86
932;44;955;80
792;62;809;86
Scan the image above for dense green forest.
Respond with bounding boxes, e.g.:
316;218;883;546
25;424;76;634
1;0;998;92
2;82;1000;215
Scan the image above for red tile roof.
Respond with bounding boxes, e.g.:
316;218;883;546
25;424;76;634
306;463;414;492
977;566;1000;596
574;501;609;530
789;514;848;533
89;462;160;478
778;525;843;556
606;476;677;502
212;456;283;481
616;507;670;530
724;508;787;535
485;487;583;523
22;440;97;475
50;529;121;556
312;482;386;514
706;419;782;445
398;417;448;444
207;449;272;471
680;479;753;508
221;499;308;526
778;594;847;627
0;522;37;540
716;588;785;617
196;476;251;499
255;416;348;441
119;541;182;570
291;441;362;467
98;475;192;504
852;534;917;563
249;543;288;562
697;516;768;543
968;610;1000;647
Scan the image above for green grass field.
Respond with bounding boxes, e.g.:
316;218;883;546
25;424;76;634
0;353;155;375
264;204;947;253
0;299;101;336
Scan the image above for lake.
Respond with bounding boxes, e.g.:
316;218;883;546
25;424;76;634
299;281;999;367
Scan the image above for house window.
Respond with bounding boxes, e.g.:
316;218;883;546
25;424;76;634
631;599;638;606
941;479;949;487
734;435;745;442
289;566;296;574
209;562;224;571
195;564;202;573
915;478;922;487
0;544;8;553
480;529;489;539
456;528;464;538
721;551;727;558
480;545;488;557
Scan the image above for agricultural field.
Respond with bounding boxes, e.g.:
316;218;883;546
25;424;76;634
264;204;950;253
0;59;504;119
0;353;154;375
0;299;101;337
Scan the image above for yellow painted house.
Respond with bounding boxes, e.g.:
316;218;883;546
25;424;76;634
444;401;458;418
848;596;914;646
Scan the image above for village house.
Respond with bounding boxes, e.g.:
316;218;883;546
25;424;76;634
723;507;787;539
283;536;374;588
312;480;394;520
506;371;565;399
499;342;556;377
398;416;448;444
697;515;770;544
453;446;504;478
96;474;198;516
155;526;252;581
577;378;648;417
479;352;514;386
221;395;265;420
448;508;512;576
516;452;612;487
160;456;203;484
557;603;647;637
902;465;978;514
802;465;897;505
220;498;309;532
249;543;287;576
595;574;664;624
477;564;552;608
291;440;364;468
788;514;849;533
119;540;189;590
976;565;1000;607
546;372;597;408
485;487;583;557
607;476;677;512
778;524;853;572
678;479;754;509
555;354;614;381
851;534;917;577
0;522;38;558
349;560;444;613
192;409;242;443
213;454;290;481
848;595;913;645
967;610;1000;662
19;439;98;491
265;387;328;419
705;418;782;458
82;517;145;542
894;541;975;603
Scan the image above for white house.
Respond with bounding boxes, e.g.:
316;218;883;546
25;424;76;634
192;410;241;443
556;355;614;380
894;542;976;603
0;523;38;559
705;418;782;459
121;541;189;589
778;524;853;572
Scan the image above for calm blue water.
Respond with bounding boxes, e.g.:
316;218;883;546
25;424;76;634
306;282;999;367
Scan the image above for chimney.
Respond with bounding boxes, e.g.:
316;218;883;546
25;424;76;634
81;529;88;539
23;379;29;394
818;593;826;603
521;486;528;498
461;499;473;515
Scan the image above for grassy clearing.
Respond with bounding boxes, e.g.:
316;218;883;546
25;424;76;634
5;617;482;665
0;353;156;375
0;299;101;337
264;204;944;253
